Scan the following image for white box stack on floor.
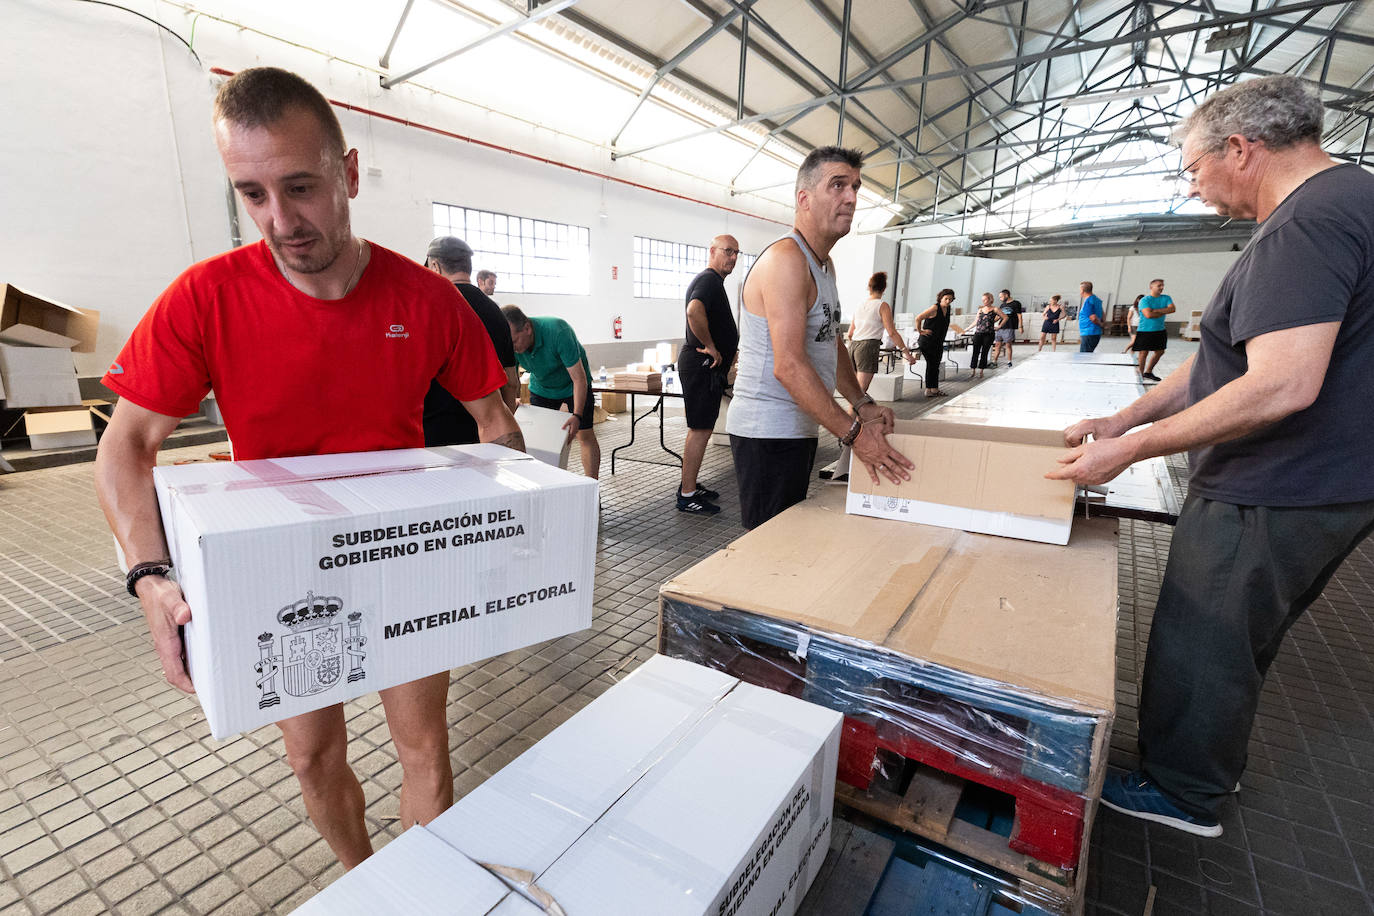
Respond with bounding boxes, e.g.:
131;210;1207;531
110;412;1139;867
296;655;841;916
153;445;597;739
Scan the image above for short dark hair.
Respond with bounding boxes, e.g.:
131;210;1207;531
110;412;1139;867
796;146;864;196
501;305;530;328
868;271;887;295
1081;281;1094;293
214;67;346;156
475;270;496;283
1000;289;1012;297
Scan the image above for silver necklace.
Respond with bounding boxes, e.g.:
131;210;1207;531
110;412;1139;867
278;237;365;297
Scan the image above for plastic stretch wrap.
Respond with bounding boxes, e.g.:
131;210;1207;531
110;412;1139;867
660;594;1110;913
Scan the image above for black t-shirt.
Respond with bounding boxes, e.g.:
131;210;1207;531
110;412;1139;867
1001;299;1023;330
1188;163;1374;505
423;281;517;446
681;268;739;372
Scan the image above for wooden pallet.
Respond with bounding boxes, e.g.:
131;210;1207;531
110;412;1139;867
798;817;1056;916
834;760;1102;916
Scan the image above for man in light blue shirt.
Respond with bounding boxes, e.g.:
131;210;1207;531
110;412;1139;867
1078;281;1104;351
1131;278;1176;381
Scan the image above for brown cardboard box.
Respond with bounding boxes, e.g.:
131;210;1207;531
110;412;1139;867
0;344;82;408
612;370;661;392
847;419;1076;544
599;391;626;414
25;405;96;449
0;284;100;352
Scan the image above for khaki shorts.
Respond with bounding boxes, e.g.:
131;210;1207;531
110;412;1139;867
850;337;881;373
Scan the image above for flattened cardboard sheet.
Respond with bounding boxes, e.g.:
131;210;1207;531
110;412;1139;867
661;488;1117;714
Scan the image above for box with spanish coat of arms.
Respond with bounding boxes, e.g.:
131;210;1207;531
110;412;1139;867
153;444;597;739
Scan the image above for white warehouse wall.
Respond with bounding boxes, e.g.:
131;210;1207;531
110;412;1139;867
1007;250;1242;318
1;1;788;378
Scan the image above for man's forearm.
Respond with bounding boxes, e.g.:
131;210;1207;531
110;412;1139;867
570;375;588;416
1113;354;1194;430
1118;363;1299;464
686;303;716;352
95;442;172;567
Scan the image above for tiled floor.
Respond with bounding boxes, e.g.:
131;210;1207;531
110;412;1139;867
1;345;1371;915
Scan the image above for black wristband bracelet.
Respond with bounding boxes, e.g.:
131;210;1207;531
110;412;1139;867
126;561;173;598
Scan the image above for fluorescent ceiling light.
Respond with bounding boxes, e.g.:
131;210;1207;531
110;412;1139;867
1078;158;1150;172
1062;86;1167;109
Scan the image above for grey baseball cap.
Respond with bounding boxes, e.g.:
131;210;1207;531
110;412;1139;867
426;236;473;261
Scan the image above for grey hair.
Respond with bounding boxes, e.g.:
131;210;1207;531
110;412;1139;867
430;253;471;275
795;146;864;197
1174;75;1323;153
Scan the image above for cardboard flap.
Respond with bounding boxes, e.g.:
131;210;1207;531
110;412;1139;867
24;406;94;436
0;284;99;352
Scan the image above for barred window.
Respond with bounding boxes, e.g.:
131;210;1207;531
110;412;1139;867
432;203;590;295
633;236;708;299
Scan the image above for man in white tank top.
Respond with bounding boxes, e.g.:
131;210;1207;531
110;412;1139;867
726;147;913;529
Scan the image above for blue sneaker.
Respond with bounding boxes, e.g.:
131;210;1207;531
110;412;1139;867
1101;770;1222;837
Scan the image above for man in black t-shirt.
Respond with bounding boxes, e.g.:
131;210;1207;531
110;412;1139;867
423;237;520;445
676;235;741;514
992;289;1022;367
1049;76;1374;838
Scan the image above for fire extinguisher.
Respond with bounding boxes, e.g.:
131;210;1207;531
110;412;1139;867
613;315;623;339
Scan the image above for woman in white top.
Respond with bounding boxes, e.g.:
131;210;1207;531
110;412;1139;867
846;272;915;394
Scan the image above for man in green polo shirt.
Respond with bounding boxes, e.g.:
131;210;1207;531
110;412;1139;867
502;305;600;479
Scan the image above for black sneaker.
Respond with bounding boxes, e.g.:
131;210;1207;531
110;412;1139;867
693;485;720;501
677;491;720;515
1143;372;1162;382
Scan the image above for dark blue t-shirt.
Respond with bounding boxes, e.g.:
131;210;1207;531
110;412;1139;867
1188;163;1374;506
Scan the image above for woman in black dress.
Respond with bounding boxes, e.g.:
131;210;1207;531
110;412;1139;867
914;288;961;396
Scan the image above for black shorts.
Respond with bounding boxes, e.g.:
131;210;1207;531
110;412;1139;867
677;351;726;430
1132;330;1168;352
530;392;594;431
730;435;817;530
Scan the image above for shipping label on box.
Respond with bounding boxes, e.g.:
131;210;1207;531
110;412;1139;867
848;418;1075;544
154;445;597;739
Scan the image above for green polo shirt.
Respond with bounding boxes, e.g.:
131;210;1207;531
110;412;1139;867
516;316;592;400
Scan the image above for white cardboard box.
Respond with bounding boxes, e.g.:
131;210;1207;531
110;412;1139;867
24;405;96;449
154;445;597;739
427;654;840;916
512;403;572;469
0;345;81;408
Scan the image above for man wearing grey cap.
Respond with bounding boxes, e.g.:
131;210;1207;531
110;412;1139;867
424;237;520;445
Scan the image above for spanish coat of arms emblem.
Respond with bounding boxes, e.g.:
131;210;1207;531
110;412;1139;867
254;591;367;709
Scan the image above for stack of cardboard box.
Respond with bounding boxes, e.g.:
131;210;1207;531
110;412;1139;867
0;284;100;452
612;369;661;392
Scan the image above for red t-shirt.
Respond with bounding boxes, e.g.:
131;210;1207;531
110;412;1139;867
103;240;505;460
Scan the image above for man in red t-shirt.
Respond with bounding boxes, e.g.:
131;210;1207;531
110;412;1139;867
94;68;522;869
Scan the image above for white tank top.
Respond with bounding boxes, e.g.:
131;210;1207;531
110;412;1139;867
850;296;886;341
726;230;841;439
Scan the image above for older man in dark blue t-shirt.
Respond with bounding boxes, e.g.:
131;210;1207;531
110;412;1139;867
1049;76;1374;838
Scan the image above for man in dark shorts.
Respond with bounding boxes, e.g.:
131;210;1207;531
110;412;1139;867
676;235;741;515
993;289;1022;366
1132;278;1176;381
423;236;520;445
726;146;911;530
1049;75;1374;837
503;305;600;478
